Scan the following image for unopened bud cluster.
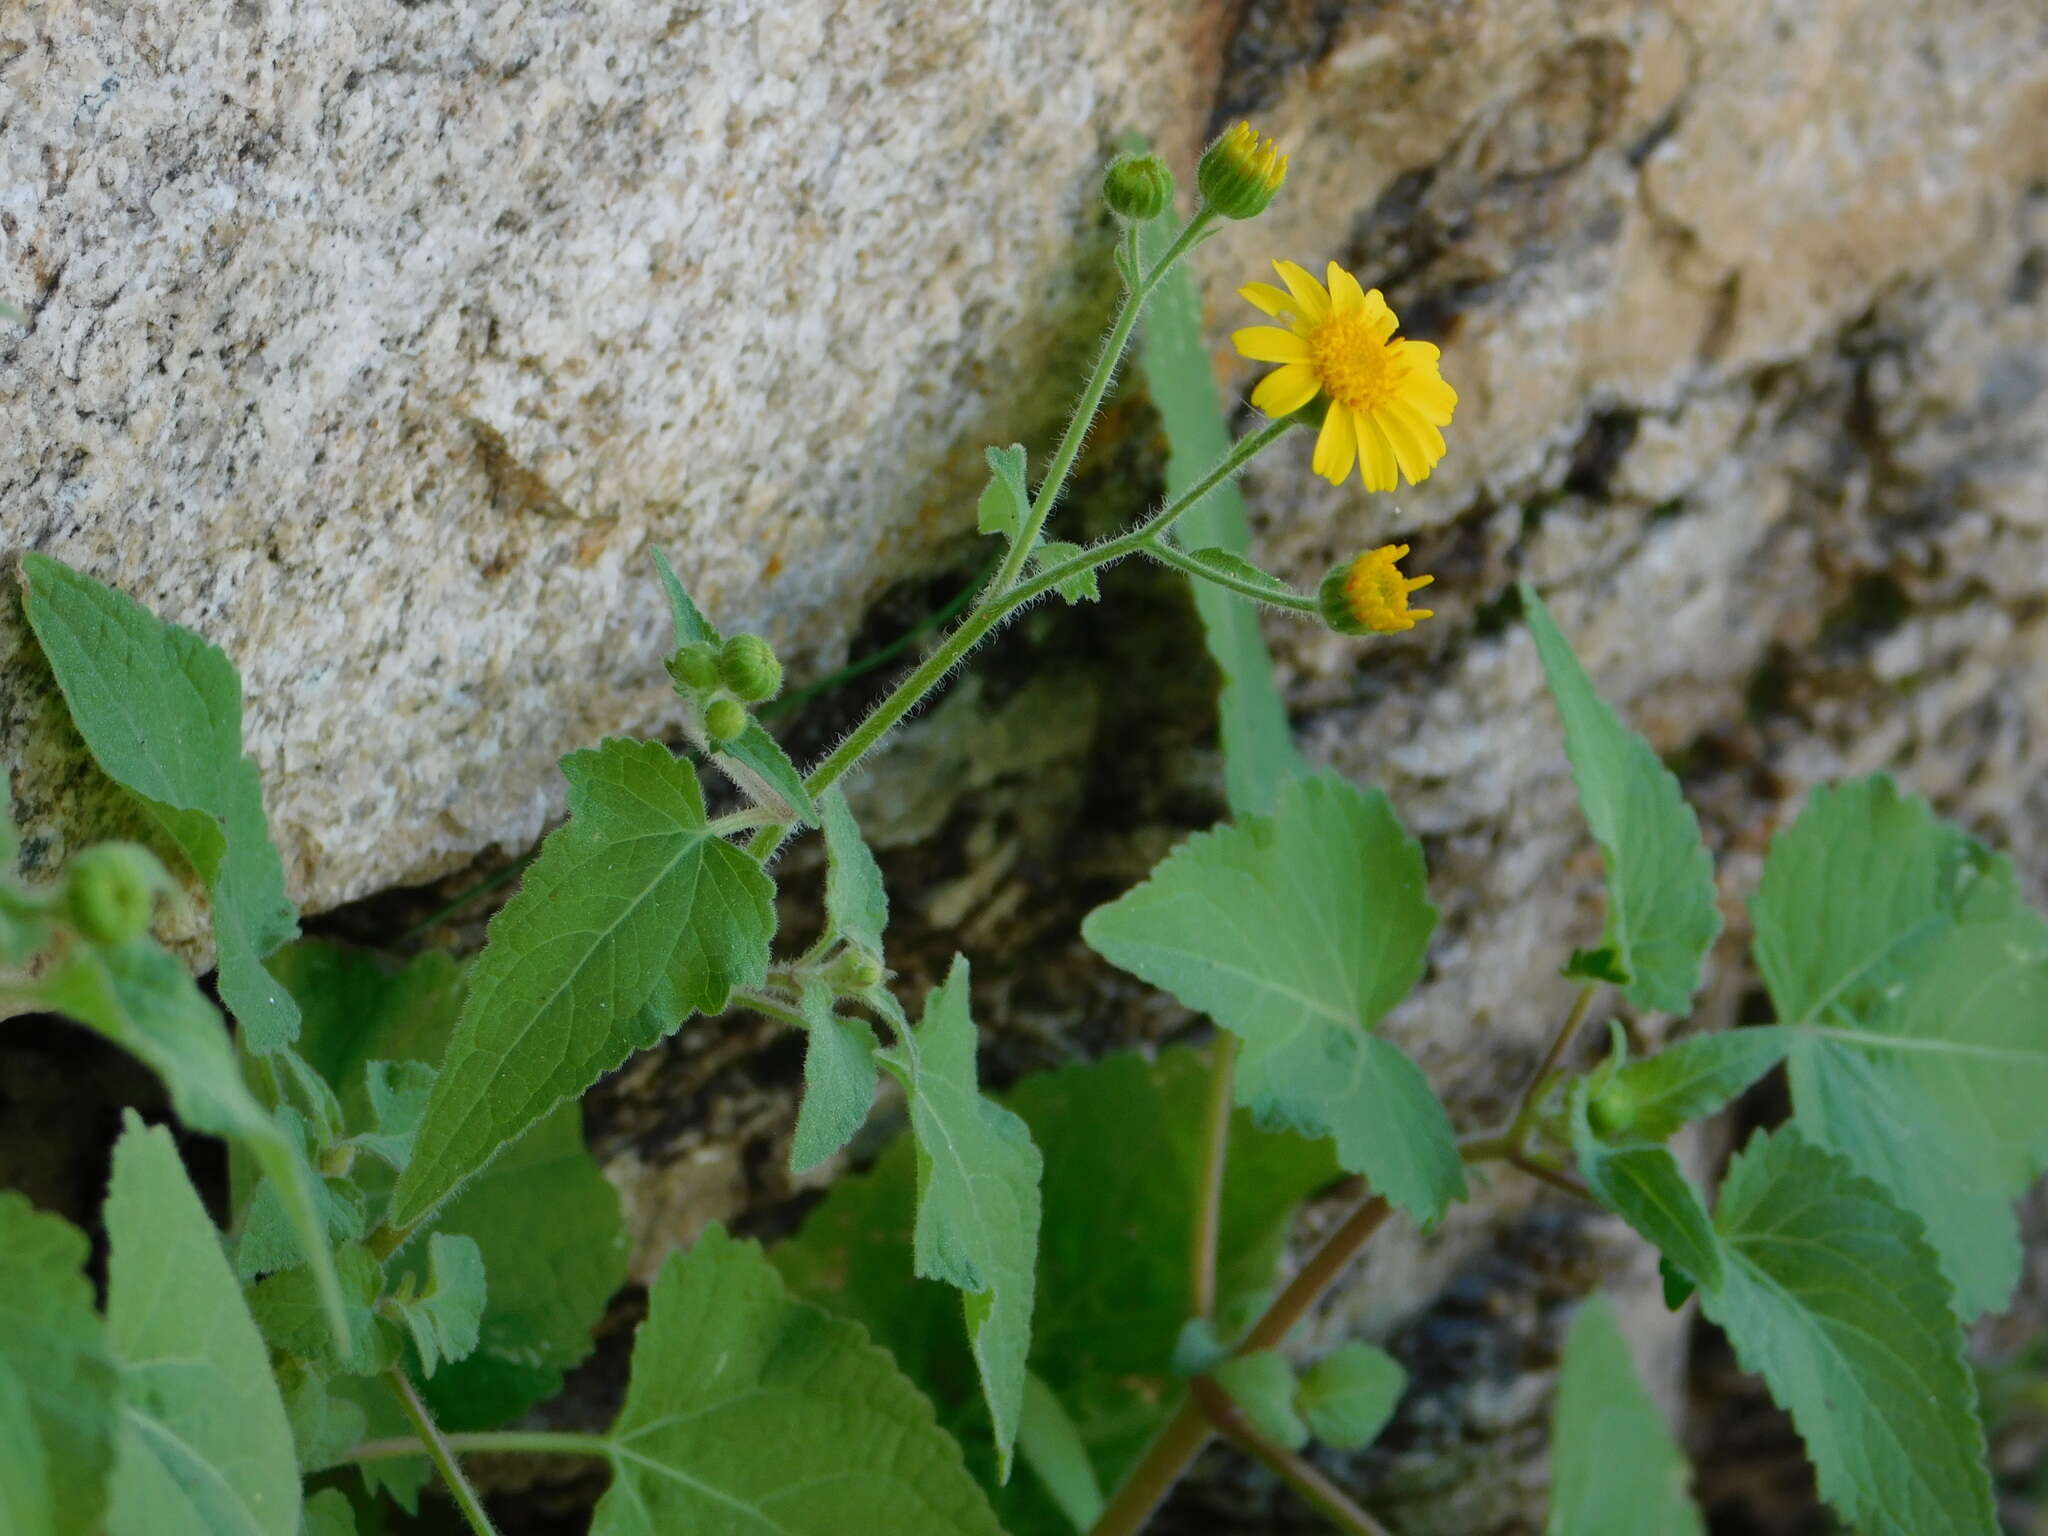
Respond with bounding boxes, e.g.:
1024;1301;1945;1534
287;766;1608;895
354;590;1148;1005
1197;122;1288;221
1102;153;1175;222
62;842;168;948
667;632;785;745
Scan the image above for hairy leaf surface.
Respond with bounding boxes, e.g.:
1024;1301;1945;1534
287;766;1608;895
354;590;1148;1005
1297;1342;1405;1452
1082;773;1461;1222
394;738;774;1226
1522;586;1721;1013
1753;776;2048;1316
878;958;1042;1478
21;554;301;1051
1699;1129;1994;1536
1547;1295;1701;1536
103;1117;300;1536
0;1193;117;1536
591;1226;1003;1536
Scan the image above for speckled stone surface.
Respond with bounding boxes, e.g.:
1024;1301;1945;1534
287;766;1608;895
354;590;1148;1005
1;0;1228;912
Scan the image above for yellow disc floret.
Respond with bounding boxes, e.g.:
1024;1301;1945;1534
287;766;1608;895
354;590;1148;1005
1318;545;1436;635
1232;259;1459;491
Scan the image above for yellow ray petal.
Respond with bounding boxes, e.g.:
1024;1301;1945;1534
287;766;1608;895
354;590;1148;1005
1251;363;1321;417
1326;263;1368;313
1399;370;1459;426
1362;290;1399;344
1239;281;1301;322
1271;260;1331;322
1384;399;1448;465
1354;412;1400;493
1374;402;1438;486
1393;338;1441;366
1231;325;1313;363
1312;404;1358;485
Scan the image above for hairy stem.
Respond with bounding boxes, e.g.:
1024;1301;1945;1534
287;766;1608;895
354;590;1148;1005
1511;982;1598;1143
387;1369;503;1536
990;209;1215;594
344;1430;614;1464
1191;1378;1393;1536
1189;1033;1239;1320
745;415;1297;864
1141;536;1321;614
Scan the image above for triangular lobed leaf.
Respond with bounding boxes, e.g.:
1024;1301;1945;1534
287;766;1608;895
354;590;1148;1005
1030;542;1100;604
103;1115;301;1536
1212;1351;1308;1450
593;1225;1005;1535
1699;1127;1995;1536
391;1233;486;1378
877;958;1042;1479
1296;1341;1406;1452
1547;1295;1702;1536
393;738;774;1228
21;553;302;1051
1753;775;2048;1317
1521;585;1721;1014
978;444;1029;542
791;979;881;1175
1082;773;1462;1222
714;721;820;826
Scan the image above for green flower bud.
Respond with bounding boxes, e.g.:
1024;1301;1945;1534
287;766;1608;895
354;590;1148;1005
718;634;783;703
667;642;721;692
1102;152;1174;222
704;697;749;743
1587;1078;1637;1140
63;843;166;948
1196;121;1288;221
825;947;884;993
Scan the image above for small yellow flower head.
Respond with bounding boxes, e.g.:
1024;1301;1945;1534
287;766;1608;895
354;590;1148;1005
1233;260;1458;490
1197;122;1288;220
1318;545;1436;635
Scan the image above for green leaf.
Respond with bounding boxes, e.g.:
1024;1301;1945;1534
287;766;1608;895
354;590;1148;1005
1082;774;1463;1223
411;1103;628;1430
1753;775;2048;1318
276;1358;367;1473
1212;1351;1308;1450
301;1489;357;1536
273;944;467;1107
393;737;775;1228
35;940;349;1347
650;547;719;648
877;958;1042;1480
103;1115;301;1536
791;979;880;1174
1561;945;1629;986
0;1193;117;1536
1568;1081;1721;1289
1137;211;1304;816
1016;1375;1104;1533
348;1060;438;1169
1698;1128;1995;1536
234;1161;365;1283
821;788;888;958
1521;585;1722;1013
1030;542;1099;604
775;1045;1339;1531
1547;1295;1702;1536
1605;1028;1789;1143
714;722;820;826
0;1354;56;1536
247;1245;391;1378
590;1225;1004;1535
978;444;1029;541
1180;548;1297;602
21;553;303;1051
390;1234;486;1377
1296;1342;1405;1452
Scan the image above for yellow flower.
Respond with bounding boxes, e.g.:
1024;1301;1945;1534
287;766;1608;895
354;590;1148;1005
1318;545;1435;634
1232;260;1458;491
